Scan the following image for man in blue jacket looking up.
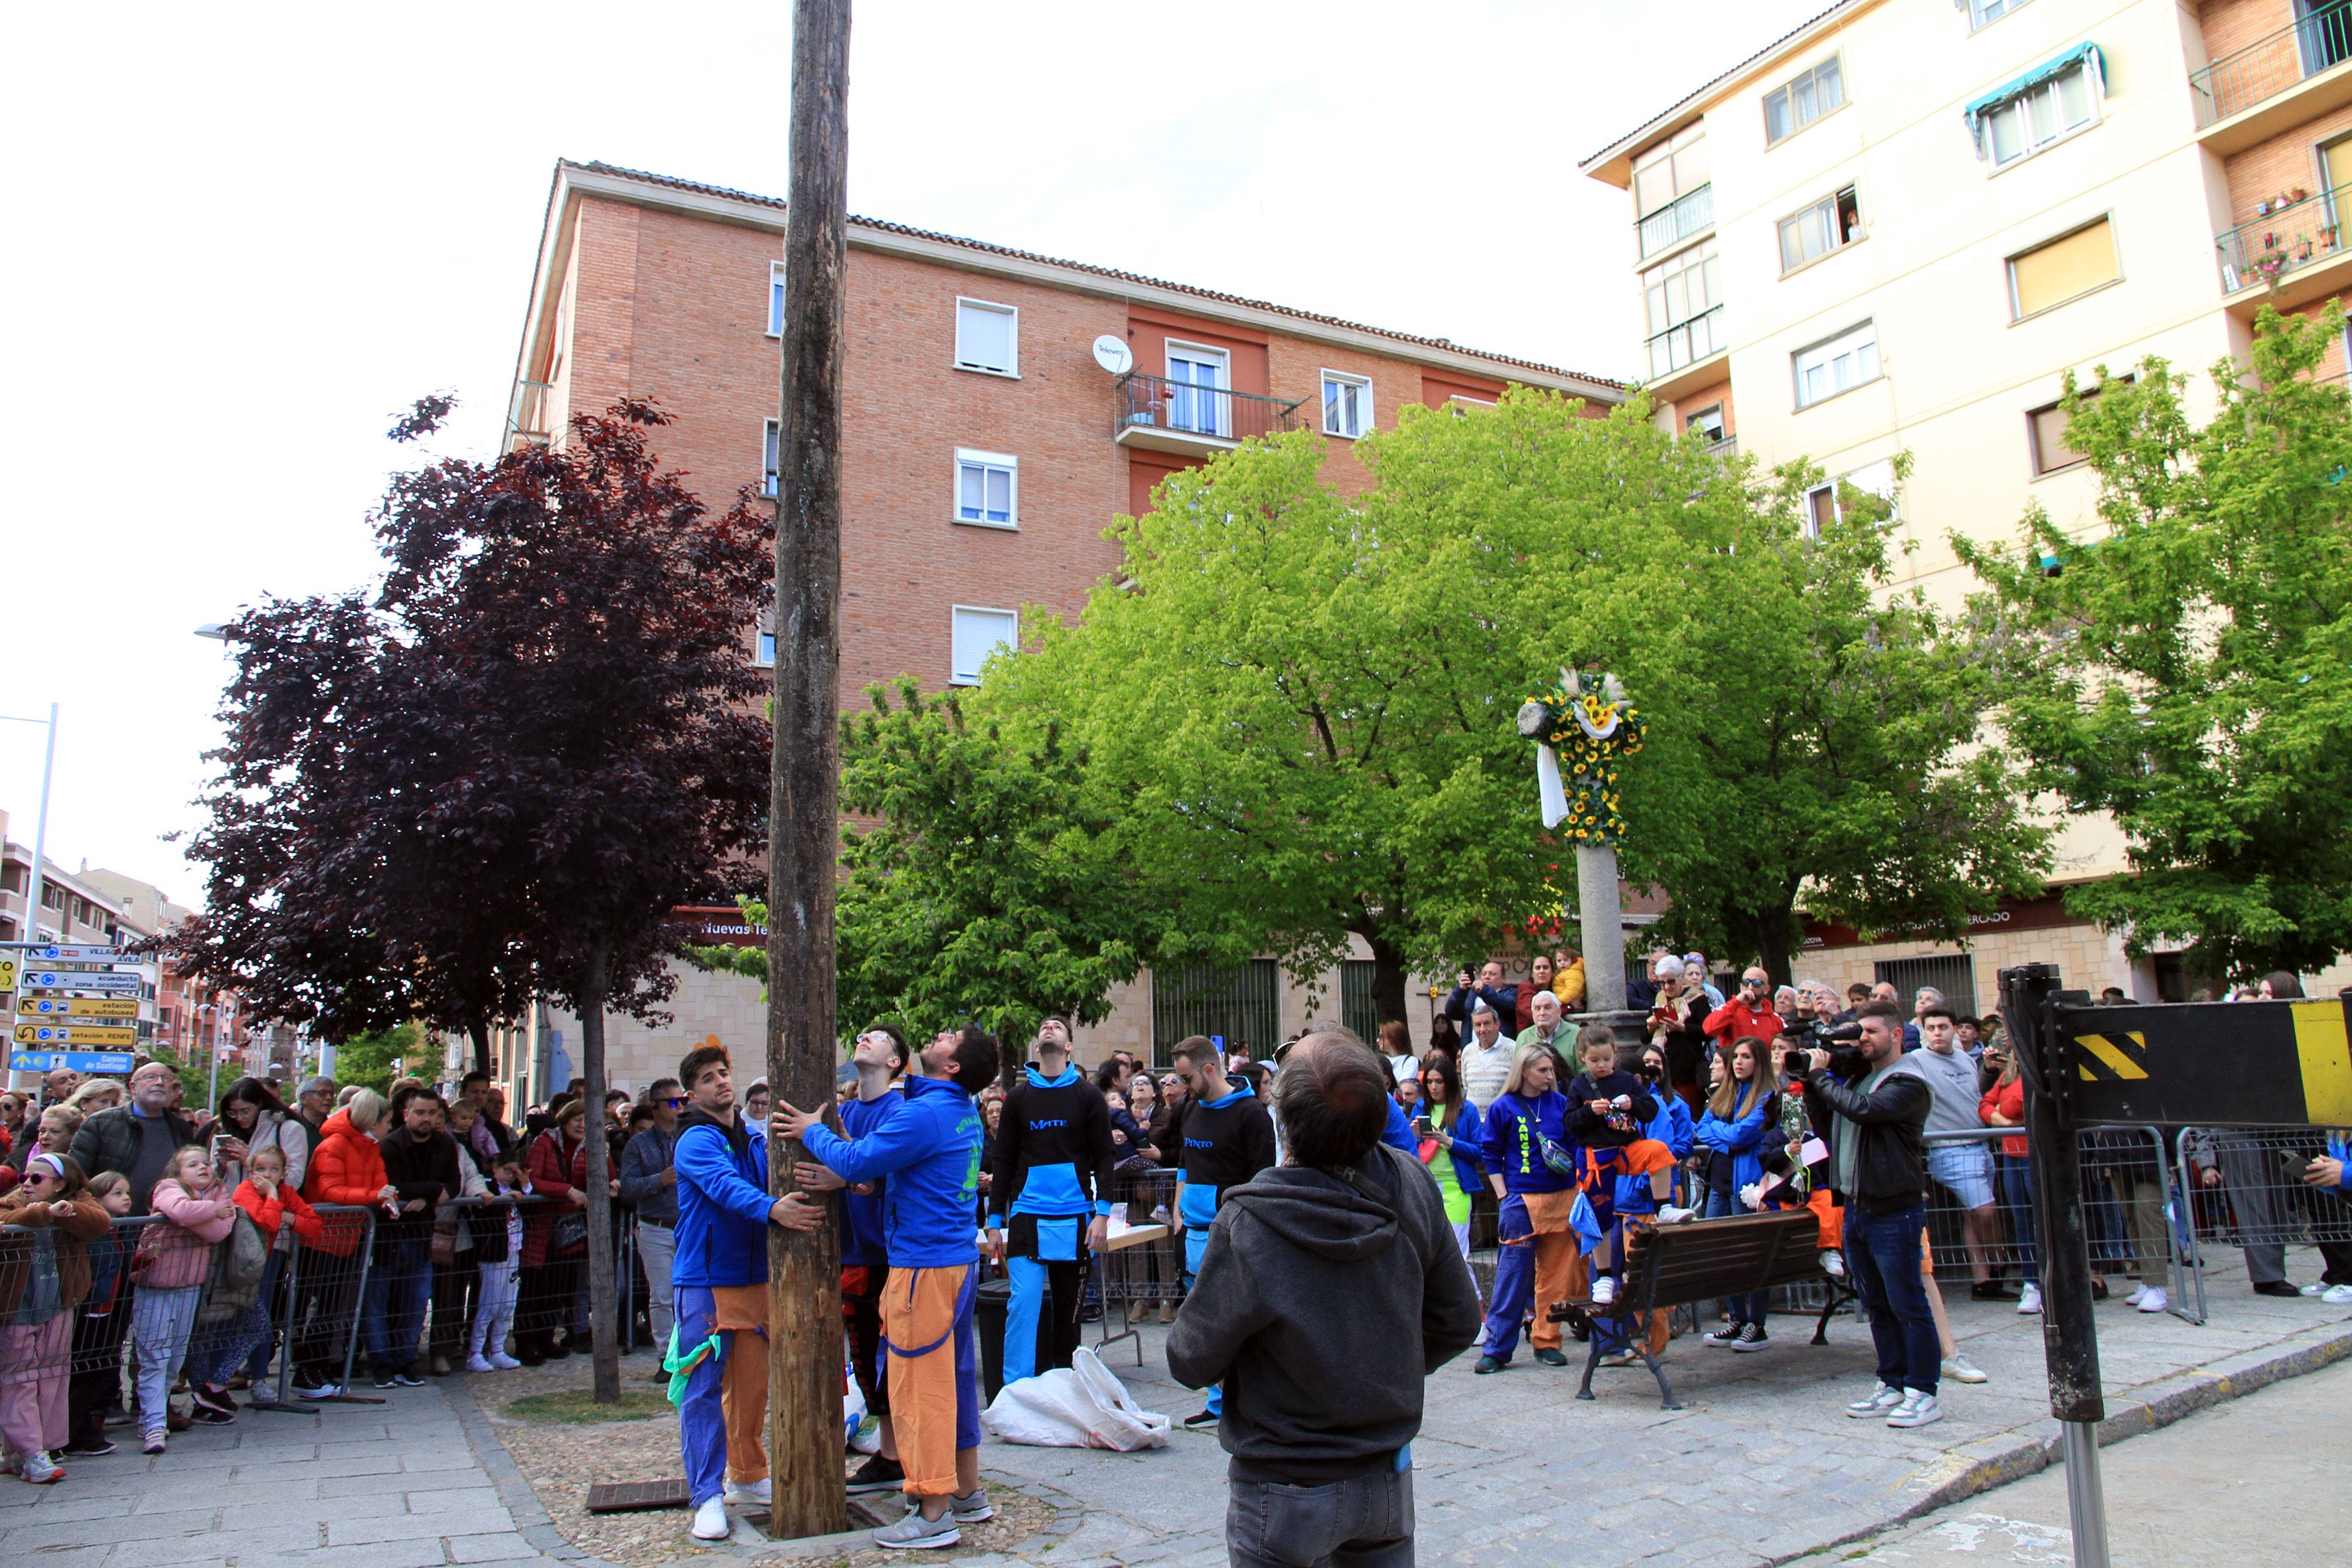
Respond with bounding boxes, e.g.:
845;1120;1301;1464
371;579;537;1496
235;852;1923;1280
776;1024;997;1552
986;1018;1115;1385
670;1042;826;1544
1170;1033;1277;1431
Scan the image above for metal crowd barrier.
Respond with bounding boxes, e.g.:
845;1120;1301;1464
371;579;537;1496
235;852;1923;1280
2175;1125;2352;1324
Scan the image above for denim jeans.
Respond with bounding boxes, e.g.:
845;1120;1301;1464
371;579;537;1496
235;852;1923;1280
1703;1189;1767;1323
1226;1464;1412;1568
364;1237;433;1376
131;1284;203;1437
1998;1154;2039;1286
1845;1204;1938;1396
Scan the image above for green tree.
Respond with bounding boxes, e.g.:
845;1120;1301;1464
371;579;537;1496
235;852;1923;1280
329;1022;422;1097
1956;305;2352;979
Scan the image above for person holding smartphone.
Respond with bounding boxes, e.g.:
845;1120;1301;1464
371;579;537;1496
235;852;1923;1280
1414;1053;1484;1262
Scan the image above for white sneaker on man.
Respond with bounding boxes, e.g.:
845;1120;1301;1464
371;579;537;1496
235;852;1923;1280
725;1477;771;1506
690;1497;732;1541
2017;1283;2043;1314
871;1509;960;1549
1886;1390;1944;1429
1942;1354;1988;1384
2137;1287;2170;1314
1846;1381;1905;1417
1820;1249;1847;1279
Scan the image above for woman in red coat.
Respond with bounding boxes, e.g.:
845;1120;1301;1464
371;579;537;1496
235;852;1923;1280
291;1090;395;1396
515;1101;590;1364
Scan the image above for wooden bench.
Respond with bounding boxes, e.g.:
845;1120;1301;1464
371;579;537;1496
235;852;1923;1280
1546;1208;1827;1409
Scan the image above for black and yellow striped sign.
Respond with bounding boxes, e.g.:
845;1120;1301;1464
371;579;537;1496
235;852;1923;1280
2063;998;2352;1127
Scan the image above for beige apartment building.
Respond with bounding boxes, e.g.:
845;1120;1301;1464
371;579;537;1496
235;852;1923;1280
1582;0;2352;1013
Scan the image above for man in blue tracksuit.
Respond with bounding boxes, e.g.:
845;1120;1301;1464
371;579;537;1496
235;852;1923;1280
777;1024;998;1551
986;1021;1115;1385
669;1042;825;1544
1169;1034;1277;1429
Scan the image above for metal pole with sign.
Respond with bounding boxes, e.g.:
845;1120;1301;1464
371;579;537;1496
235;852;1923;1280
7;944;147;1082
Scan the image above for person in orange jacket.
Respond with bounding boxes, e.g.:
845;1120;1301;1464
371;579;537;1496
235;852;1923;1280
1703;967;1786;1060
290;1091;396;1397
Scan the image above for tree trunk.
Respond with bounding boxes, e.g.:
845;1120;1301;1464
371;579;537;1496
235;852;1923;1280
765;0;852;1539
579;942;621;1404
1363;930;1411;1037
469;1018;494;1081
1753;904;1796;990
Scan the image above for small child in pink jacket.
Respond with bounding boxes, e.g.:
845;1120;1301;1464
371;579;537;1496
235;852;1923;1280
132;1146;235;1451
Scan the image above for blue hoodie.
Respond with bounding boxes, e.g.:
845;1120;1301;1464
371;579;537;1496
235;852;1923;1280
836;1089;901;1268
801;1074;982;1269
672;1110;772;1288
1693;1083;1777;1198
1480;1090;1577;1196
1380;1096;1418;1156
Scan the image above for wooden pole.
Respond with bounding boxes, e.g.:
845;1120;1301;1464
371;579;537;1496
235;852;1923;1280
765;0;852;1541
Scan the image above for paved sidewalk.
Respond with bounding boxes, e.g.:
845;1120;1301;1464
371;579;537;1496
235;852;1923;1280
4;1255;2346;1568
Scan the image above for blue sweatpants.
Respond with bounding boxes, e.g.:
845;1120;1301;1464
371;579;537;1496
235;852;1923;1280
1004;1215;1084;1384
675;1286;766;1508
1180;1190;1221;1416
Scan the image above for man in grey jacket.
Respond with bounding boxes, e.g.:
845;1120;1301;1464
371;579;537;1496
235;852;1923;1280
617;1078;683;1356
1168;1028;1482;1568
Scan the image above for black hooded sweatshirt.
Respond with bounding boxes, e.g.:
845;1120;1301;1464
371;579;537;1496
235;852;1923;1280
1165;1143;1482;1484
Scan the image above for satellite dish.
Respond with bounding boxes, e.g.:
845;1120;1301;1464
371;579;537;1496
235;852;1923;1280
1092;334;1134;374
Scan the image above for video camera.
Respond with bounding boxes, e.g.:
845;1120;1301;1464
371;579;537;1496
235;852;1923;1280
1778;1016;1865;1080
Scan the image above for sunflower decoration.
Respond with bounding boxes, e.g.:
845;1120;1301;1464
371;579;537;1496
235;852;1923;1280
1516;668;1646;845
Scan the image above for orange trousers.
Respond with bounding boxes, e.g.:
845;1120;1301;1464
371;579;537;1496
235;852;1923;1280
1521;1190;1589;1349
882;1265;980;1498
712;1285;769;1485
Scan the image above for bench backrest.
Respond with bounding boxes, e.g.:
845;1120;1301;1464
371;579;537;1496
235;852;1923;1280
1624;1209;1822;1309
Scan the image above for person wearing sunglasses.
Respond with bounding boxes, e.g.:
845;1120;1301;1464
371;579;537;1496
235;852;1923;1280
1704;967;1787;1073
617;1077;687;1359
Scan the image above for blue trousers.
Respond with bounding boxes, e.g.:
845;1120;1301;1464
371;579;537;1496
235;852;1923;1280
1999;1154;2039;1286
1704;1190;1767;1323
1004;1215;1085;1384
676;1286;765;1508
364;1237;431;1376
1847;1204;1938;1396
1181;1221;1221;1416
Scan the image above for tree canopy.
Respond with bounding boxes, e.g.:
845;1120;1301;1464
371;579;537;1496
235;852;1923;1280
1958;305;2352;979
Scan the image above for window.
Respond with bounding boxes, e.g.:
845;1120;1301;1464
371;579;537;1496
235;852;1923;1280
2027;381;2124;475
762;420;781;499
1792;321;1880;408
954;298;1018;375
1322;372;1372;438
1150;959;1280;1069
1165;342;1230;436
1764;56;1844;145
1969;0;2029;27
1642;240;1725;377
1340;959;1381;1046
1633;126;1713;259
754;609;776;667
2008;218;2118;319
1977;60;2098;169
1802;458;1897;533
953;449;1017;528
767;262;786;338
949;605;1018;686
1779;185;1863;274
1802;483;1838;538
1684;404;1726;442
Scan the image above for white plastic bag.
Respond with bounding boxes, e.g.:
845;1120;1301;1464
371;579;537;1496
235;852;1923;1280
842;1356;868;1447
982;1345;1170;1450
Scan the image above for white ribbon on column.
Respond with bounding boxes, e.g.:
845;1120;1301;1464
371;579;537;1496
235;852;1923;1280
1537;744;1569;829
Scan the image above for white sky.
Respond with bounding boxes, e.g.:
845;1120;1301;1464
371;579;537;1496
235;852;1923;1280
0;0;1824;909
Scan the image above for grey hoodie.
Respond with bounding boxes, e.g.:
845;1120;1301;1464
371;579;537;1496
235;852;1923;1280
1166;1142;1482;1483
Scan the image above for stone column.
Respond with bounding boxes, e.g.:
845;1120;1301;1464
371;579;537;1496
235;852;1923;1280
1576;842;1625;1012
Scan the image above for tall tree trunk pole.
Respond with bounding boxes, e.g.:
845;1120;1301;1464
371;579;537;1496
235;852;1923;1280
766;0;852;1539
580;943;621;1403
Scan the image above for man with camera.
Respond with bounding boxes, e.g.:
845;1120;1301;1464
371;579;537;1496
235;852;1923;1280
1785;1000;1942;1429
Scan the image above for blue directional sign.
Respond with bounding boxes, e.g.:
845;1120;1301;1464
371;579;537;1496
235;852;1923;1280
10;1050;138;1075
23;971;142;993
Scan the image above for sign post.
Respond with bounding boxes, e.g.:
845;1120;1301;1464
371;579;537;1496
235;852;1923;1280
7;943;153;1086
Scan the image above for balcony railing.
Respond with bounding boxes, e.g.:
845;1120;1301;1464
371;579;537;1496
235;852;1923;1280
2217;181;2352;293
1645;305;1727;380
1114;372;1304;447
1637;183;1714;261
2191;0;2352;127
505;380;553;450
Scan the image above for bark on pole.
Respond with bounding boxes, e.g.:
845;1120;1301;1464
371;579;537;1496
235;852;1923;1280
765;0;852;1539
580;944;620;1403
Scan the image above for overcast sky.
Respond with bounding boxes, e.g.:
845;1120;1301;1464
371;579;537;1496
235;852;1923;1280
0;0;1824;909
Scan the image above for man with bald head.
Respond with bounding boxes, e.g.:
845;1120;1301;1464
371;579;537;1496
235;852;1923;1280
67;1060;196;1212
1169;1027;1480;1568
42;1067;80;1107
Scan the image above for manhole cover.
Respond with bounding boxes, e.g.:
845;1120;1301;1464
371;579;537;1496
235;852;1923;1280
585;1479;692;1514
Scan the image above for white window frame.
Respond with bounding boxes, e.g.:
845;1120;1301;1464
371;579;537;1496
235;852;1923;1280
1764;55;1845;147
763;419;781;499
1967;0;2030;30
949;605;1019;687
1164;340;1232;438
767;262;786;338
1978;62;2099;172
1777;184;1864;276
953;448;1019;530
953;297;1020;377
1320;370;1373;439
1447;394;1498;418
754;609;776;668
1791;320;1881;410
1802;483;1838;539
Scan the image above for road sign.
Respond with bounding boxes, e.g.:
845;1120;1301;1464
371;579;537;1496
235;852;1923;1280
5;944;133;962
21;971;142;993
2060;997;2352;1127
17;996;139;1019
9;1050;137;1075
13;1023;139;1046
0;958;15;991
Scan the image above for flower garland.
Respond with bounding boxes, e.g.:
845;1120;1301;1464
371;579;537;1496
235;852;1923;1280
1515;671;1646;846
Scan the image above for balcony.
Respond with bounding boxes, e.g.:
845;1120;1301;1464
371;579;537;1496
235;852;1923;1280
1637;183;1714;262
2191;0;2352;153
1113;372;1305;455
505;380;553;451
1640;306;1729;403
2216;181;2352;313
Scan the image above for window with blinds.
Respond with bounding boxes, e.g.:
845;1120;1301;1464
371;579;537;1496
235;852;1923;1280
2009;218;2118;320
2026;379;2126;475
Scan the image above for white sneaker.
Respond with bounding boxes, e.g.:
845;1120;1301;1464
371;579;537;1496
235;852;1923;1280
690;1496;732;1541
488;1352;524;1370
1820;1250;1847;1279
2138;1287;2169;1314
2125;1283;2149;1306
871;1508;961;1549
725;1477;771;1506
464;1355;493;1373
2017;1283;2043;1314
19;1450;64;1485
949;1488;994;1523
1591;1277;1618;1306
1942;1354;1988;1384
2321;1284;2352;1306
1887;1390;1944;1429
1656;1205;1697;1224
1846;1381;1904;1417
2300;1282;2329;1297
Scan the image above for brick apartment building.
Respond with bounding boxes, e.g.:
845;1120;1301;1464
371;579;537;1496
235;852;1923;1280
503;159;1621;1097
